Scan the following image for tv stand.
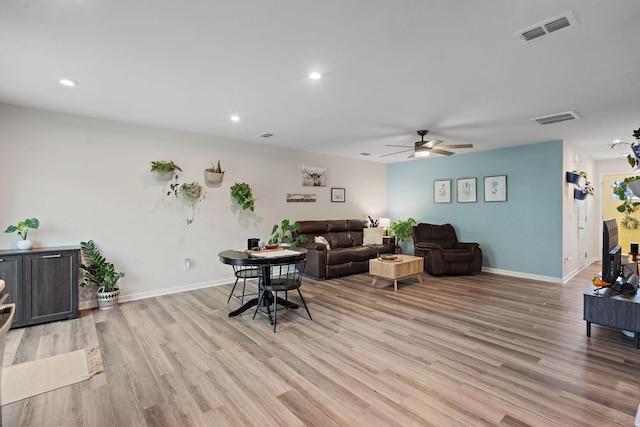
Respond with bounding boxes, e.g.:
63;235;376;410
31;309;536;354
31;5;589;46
584;284;640;348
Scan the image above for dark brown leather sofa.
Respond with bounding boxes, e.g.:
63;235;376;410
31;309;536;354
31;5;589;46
293;219;395;279
412;223;482;275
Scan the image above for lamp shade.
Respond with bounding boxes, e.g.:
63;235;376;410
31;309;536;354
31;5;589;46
379;218;391;228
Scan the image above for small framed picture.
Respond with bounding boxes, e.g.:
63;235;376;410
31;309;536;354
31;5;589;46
331;187;345;203
484;175;507;202
433;179;452;203
457;178;477;203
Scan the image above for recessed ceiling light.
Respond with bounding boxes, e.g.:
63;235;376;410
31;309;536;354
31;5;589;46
309;72;322;80
612;139;623;144
59;79;78;87
230;115;240;122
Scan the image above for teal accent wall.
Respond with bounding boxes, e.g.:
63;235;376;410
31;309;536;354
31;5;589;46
387;140;563;278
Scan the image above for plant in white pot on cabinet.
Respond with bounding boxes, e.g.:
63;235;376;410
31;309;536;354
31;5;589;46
4;217;39;249
79;240;125;310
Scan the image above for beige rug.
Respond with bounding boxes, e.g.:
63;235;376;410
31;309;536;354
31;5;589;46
1;346;104;405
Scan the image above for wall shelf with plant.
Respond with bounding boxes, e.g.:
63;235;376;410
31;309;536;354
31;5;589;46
610;127;640;228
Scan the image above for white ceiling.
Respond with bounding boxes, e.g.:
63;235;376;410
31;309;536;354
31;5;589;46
2;1;639;163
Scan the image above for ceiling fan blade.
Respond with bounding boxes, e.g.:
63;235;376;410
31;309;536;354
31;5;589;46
430;148;455;156
385;144;413;148
380;148;413;157
422;139;443;149
436;144;474;149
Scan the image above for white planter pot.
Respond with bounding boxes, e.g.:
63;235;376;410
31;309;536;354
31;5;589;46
96;287;120;310
152;170;174;180
16;240;33;250
628;179;640;197
204;171;224;185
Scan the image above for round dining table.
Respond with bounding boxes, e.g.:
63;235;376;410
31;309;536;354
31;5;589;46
218;247;307;318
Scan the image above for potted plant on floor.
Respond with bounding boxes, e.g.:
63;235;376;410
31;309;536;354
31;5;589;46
204;160;225;185
4;217;40;250
79;240;125;310
388;217;417;254
269;219;308;247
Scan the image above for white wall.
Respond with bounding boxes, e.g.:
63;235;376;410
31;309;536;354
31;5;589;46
0;104;387;306
562;143;598;280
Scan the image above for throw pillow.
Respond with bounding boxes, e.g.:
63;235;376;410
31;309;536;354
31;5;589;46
314;235;331;250
362;227;383;245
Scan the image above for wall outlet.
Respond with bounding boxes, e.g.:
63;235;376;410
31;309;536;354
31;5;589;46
184;257;191;271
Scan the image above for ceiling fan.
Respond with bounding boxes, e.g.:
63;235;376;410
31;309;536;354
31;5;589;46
380;130;473;158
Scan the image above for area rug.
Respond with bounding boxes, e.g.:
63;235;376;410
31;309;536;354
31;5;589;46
1;346;104;405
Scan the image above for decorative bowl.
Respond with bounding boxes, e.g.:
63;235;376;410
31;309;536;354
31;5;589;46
265;243;279;249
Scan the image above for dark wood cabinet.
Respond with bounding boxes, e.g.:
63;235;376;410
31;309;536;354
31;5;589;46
0;246;79;328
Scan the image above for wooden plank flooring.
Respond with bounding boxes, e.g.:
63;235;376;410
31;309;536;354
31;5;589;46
4;263;640;426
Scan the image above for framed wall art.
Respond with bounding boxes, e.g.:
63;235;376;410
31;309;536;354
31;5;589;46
433;179;451;203
456;178;477;203
302;165;327;187
286;194;316;202
484;175;507;202
331;187;345;202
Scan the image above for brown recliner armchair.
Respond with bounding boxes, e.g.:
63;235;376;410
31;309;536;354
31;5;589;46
412;223;482;275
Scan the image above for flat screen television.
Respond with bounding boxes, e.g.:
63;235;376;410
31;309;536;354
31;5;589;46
602;219;622;284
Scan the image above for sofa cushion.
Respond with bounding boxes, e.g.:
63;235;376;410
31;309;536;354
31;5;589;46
326;246;374;264
329;232;352;248
362;227;383;245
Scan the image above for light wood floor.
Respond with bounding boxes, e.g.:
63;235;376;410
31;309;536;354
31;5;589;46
3;263;640;426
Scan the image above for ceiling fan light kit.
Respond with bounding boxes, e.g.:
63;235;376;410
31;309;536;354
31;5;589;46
381;130;473;159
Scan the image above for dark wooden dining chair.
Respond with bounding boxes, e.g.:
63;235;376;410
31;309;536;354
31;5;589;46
227;265;260;305
252;258;312;332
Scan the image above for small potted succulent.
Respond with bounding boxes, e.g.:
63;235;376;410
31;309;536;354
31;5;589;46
204;160;225;185
150;160;182;180
4;217;40;249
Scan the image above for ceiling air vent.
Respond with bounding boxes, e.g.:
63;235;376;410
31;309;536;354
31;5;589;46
531;111;579;125
516;10;578;42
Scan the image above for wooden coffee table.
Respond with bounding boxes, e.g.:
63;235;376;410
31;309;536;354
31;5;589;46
369;255;424;291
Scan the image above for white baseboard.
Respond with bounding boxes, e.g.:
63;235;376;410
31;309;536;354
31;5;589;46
78;276;235;311
481;267;564;284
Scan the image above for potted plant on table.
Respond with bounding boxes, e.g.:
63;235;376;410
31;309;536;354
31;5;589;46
269;219;308;247
4;217;40;250
388;217;417;254
79;240;125;310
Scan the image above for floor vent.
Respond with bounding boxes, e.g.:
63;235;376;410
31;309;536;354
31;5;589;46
531;111;580;125
516;11;578;42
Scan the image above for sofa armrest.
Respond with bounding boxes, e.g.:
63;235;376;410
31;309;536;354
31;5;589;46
454;242;479;251
297;242;327;279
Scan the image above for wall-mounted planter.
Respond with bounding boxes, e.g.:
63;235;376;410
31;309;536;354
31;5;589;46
152;170;174;180
204;171;224;185
628;179;640;197
566;171;581;185
574;189;587;200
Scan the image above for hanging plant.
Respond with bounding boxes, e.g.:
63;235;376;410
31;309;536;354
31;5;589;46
150;160;182;180
230;182;256;211
610;127;640;229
